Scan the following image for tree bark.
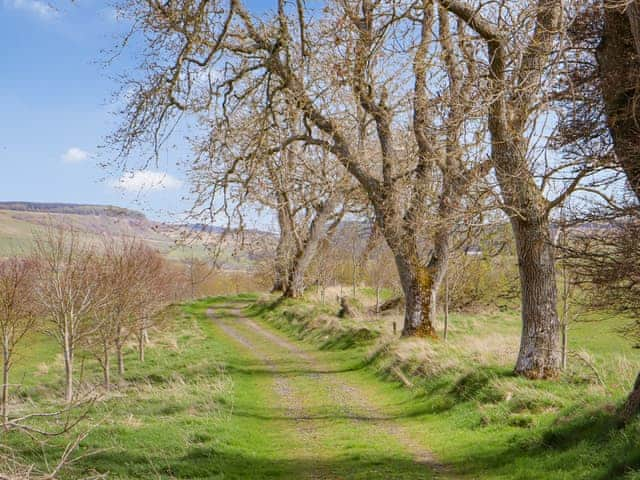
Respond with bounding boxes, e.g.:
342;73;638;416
511;216;561;378
598;2;640;418
138;328;145;362
138;318;147;362
272;191;295;293
102;339;110;392
443;272;449;342
621;371;640;424
63;346;73;404
2;341;9;429
116;340;125;376
597;2;640;200
395;254;437;337
561;322;568;370
427;226;451;328
272;227;292;293
63;322;74;403
283;198;338;299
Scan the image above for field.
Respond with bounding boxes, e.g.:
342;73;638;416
0;207;270;268
3;292;640;479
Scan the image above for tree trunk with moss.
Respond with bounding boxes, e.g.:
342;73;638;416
395;253;437;337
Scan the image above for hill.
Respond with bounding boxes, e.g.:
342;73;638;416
0;202;273;268
0;201;147;219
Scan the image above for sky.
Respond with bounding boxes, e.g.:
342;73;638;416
0;0;267;224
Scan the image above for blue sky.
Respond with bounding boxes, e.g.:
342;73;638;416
0;0;269;223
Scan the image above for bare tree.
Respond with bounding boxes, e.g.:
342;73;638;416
101;237;167;377
183;248;215;299
436;0;600;377
0;257;37;428
33;226;103;403
554;0;640;420
189;110;355;299
598;0;640;199
109;0;489;337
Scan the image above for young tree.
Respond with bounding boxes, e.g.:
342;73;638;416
102;237;166;377
183;248;215;299
33;226;102;402
0;257;37;427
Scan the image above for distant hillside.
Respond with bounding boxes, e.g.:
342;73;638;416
0;201;146;220
0;202;274;268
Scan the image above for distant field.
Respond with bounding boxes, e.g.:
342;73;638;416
0;207;270;268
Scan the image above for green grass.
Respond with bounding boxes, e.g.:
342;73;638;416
249;295;640;480
4;295;304;479
4;294;640;479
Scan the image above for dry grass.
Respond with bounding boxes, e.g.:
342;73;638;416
457;333;520;366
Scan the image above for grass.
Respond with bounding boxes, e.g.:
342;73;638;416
249;294;640;479
3;293;640;479
4;295;302;479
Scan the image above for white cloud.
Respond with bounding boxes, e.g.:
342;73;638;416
111;170;183;192
4;0;58;19
61;147;89;164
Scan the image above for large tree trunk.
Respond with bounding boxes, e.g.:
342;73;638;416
427;227;451;327
395;254;437;337
272;191;295;293
621;371;640;424
511;216;561;379
284;238;322;298
599;2;640;419
272;225;292;293
597;3;640;199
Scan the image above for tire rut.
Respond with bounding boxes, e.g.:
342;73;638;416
207;307;331;480
236;307;455;479
210;304;456;479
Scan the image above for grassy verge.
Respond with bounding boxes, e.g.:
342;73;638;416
3;294;307;479
249;295;640;480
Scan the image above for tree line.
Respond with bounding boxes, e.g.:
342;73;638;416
0;226;183;429
108;0;640;418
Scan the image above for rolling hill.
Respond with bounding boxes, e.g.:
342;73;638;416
0;202;273;268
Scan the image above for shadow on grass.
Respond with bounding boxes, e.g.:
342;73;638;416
448;408;640;479
75;447;440;479
198;297;640;479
